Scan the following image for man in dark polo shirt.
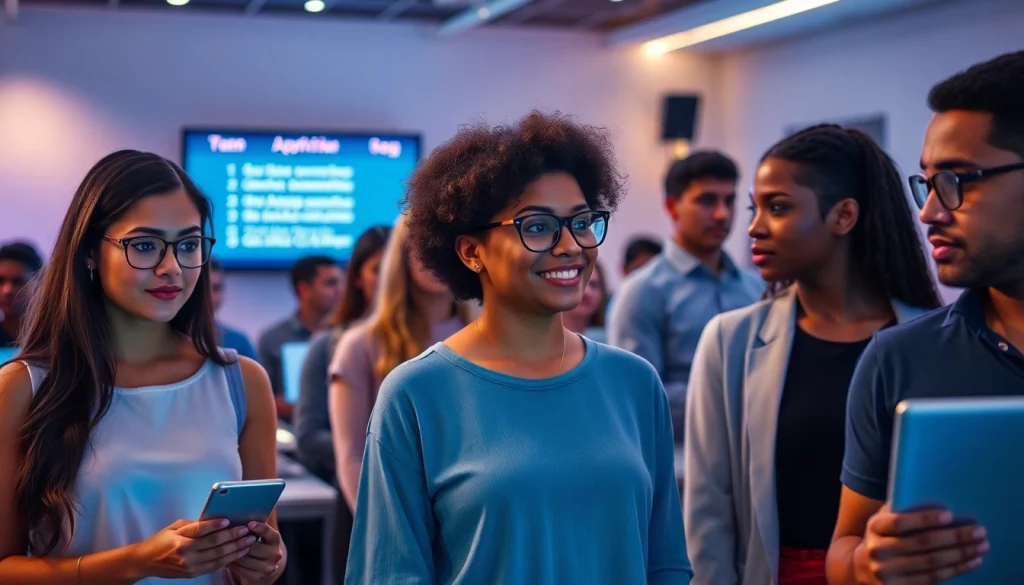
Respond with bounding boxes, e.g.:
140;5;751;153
828;51;1024;585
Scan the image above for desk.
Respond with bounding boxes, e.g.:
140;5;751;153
278;463;336;585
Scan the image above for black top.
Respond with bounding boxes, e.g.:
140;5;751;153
842;289;1024;501
775;324;875;550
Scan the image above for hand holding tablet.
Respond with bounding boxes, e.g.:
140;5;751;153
133;518;255;580
853;503;988;584
198;479;288;584
881;397;1024;584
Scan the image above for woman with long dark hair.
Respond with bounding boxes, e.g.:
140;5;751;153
0;151;284;584
683;125;941;585
343;111;691;584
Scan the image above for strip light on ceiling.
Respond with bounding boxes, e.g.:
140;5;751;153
643;0;841;55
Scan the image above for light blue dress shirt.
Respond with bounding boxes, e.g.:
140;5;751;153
608;238;764;438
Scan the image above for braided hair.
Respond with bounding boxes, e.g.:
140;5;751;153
760;124;941;309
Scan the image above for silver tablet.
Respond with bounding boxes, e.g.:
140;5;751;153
889;397;1024;584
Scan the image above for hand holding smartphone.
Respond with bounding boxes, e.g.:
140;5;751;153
198;479;286;528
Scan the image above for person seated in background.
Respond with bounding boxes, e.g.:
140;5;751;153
209;257;257;360
0;150;284;584
609;151;764;442
328;216;472;584
622;235;662;276
344;111;692;585
295;225;390;485
828;50;1024;585
684;124;940;585
0;241;43;347
257;254;342;422
562;260;609;342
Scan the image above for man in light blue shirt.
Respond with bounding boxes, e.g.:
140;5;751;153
609;151;764;442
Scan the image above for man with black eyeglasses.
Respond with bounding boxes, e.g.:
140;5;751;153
827;50;1024;585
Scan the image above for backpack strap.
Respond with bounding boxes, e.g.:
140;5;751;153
221;349;247;436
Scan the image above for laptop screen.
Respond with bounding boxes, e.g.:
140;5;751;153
280;341;310;405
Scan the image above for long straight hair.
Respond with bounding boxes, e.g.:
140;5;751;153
760;124;941;309
15;150;227;555
327;225;391;330
369;216;473;382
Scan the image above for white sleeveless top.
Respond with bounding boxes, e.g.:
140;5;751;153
25;355;246;585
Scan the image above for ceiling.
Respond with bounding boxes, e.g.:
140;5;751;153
14;0;713;31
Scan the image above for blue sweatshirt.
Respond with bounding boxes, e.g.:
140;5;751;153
345;336;692;585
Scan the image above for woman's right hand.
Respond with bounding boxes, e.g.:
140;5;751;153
132;518;256;579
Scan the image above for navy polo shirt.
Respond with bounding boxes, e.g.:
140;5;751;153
841;288;1024;501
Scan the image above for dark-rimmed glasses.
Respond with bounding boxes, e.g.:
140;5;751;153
105;235;215;270
476;210;610;253
909;162;1024;210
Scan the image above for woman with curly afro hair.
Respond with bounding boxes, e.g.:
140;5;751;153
343;111;693;585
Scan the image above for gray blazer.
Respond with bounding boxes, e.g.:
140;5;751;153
682;288;929;585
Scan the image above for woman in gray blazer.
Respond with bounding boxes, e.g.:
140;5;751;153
684;125;942;585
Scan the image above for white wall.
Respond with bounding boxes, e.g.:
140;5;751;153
716;0;1024;302
0;7;724;338
6;0;1019;337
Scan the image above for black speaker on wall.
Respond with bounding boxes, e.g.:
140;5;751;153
662;95;701;141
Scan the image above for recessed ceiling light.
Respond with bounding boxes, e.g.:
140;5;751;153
167;0;189;6
304;0;325;12
477;7;490;19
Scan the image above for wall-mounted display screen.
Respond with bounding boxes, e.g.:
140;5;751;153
182;129;419;270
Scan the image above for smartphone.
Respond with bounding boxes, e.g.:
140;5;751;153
198;479;286;528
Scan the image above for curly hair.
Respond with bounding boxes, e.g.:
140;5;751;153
404;110;627;301
760;124;941;310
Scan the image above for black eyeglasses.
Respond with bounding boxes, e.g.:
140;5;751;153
105;235;215;270
476;210;610;253
909;162;1024;210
